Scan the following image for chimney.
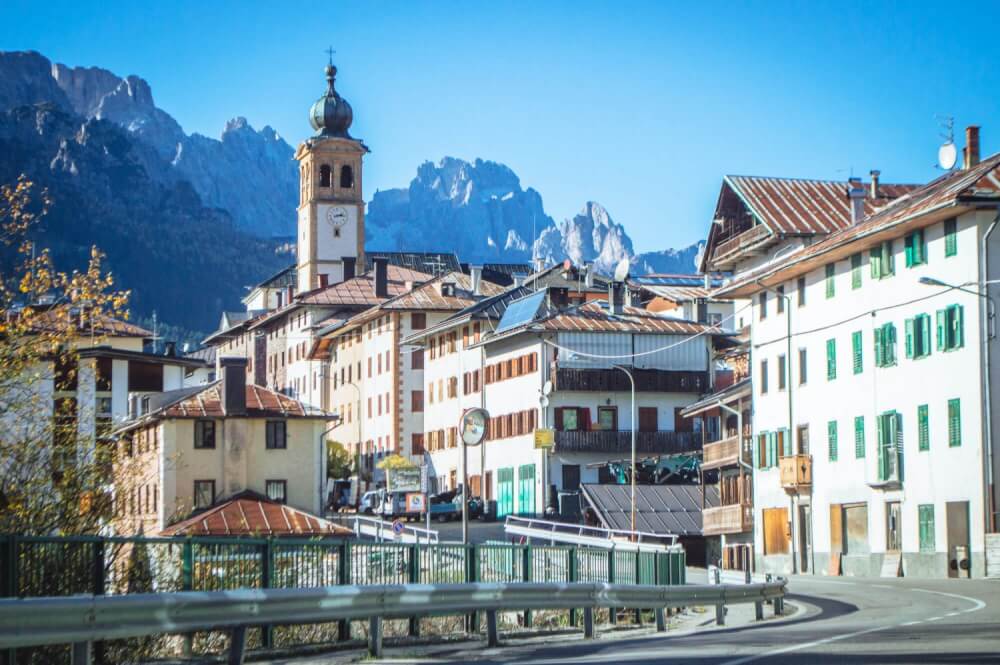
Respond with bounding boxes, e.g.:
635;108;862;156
965;125;981;169
342;256;356;281
584;262;595;288
164;341;176;357
869;169;881;198
512;274;526;287
847;177;865;225
374;257;389;298
219;356;247;416
470;264;483;295
608;282;625;315
533;257;545;273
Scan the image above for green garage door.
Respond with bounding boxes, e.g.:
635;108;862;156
518;464;536;517
497;467;515;518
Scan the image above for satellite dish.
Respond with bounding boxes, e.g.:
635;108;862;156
613;257;630;283
539;395;550;408
938;141;958;170
542;380;553;396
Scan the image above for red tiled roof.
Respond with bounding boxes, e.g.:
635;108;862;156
161;383;321;418
296;265;432;306
539;301;720;335
25;310;151;338
725;175;918;235
717;153;1000;298
160;492;352;537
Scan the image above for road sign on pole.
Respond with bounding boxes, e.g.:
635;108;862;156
534;428;555;450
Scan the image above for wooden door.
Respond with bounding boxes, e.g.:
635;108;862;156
762;507;789;554
639;407;658;432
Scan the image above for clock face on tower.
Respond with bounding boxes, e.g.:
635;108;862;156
327;206;348;229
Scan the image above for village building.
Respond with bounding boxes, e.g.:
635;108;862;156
715;127;1000;578
631;273;735;330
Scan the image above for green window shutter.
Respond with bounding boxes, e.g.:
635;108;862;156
920;314;932;357
825;264;836;298
870;247;881;279
954;304;964;348
828;420;838;461
905;318;915;359
826;338;837;380
851;253;862;289
948;398;961;447
885;241;895;275
895;412;904;482
944;218;957;257
769;431;778;467
877;414;886;481
854;415;865;458
782;428;792;457
874;328;884;367
918;229;927;264
904;233;915;267
887;323;897;365
936;309;946;350
918;404;929;451
852;331;863;374
918;505;935;552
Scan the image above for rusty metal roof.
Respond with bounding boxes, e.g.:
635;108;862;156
581;483;719;537
718;153;1000;298
725;175;918;236
539;301;721;335
161;491;352;537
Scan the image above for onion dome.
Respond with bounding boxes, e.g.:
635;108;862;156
309;62;354;138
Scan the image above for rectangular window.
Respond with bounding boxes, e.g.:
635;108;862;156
411;433;425;456
597;406;618;431
411;390;423;412
874;322;897;367
828;420;838;461
851;253;863;289
944;218;957;257
825;263;836;298
411;348;424;370
797;424;810;455
906;313;933;359
877;411;903;482
798;348;807;385
194;420;215;449
776;285;785;314
777;354;787;390
797;276;806;307
937;304;965;351
194;480;215;509
411;312;426;330
918;404;929;451
948;398;961;447
760;359;769;394
854;415;865;458
918;504;935;553
558;408;580;431
904;229;927;267
759;292;767;320
826;338;837;380
265;420;287;449
870;240;895;279
266;480;287;504
852;331;863;374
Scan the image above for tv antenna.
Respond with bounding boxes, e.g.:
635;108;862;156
936;115;957;170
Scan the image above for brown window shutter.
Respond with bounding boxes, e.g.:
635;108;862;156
463;326;469;347
474;322;481;343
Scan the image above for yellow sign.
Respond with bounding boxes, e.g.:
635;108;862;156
534;428;555;450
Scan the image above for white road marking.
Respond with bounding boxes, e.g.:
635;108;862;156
870;584;894;589
926;616;943;621
911;587;987;614
900;620;922;626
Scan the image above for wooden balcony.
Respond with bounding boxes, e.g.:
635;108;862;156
702;435;740;470
702;502;753;536
779;454;812;492
552;368;708;393
554;429;701;455
709;224;773;269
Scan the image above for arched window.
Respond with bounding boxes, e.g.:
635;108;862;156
319;164;332;188
340;164;354;189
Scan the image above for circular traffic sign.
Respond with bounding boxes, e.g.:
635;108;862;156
391;519;405;535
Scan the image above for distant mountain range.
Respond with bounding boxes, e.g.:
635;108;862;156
0;50;704;337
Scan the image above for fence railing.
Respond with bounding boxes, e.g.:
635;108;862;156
0;579;788;663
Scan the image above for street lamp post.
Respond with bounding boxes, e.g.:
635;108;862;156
611;364;637;535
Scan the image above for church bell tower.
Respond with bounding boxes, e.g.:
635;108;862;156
295;56;368;293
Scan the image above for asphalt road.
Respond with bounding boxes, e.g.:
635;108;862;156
368;574;1000;664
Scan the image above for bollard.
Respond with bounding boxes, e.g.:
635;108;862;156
716;603;725;626
655;607;666;632
583;607;595;639
71;642;92;665
227;627;247;665
486;609;499;647
749;568;764;620
368;616;383;658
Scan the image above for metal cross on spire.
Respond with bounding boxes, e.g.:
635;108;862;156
325;46;336;65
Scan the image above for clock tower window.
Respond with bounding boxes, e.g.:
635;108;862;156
319;164;332;188
340;164;354;189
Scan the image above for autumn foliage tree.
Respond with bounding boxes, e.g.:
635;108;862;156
0;175;138;535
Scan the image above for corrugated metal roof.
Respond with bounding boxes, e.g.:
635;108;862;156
539;301;720;335
161;491;352;537
726;175;918;236
581;484;719;537
718;153;1000;298
364;251;461;276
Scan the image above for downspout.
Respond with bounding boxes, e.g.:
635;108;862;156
982;209;999;533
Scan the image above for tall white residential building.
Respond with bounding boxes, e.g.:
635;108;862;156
716;134;1000;578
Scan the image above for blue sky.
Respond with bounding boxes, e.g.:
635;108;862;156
3;1;998;252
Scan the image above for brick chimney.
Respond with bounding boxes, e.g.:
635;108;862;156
964;126;981;169
218;356;247;416
342;256;356;281
847;177;865;225
373;257;389;298
869;169;881;198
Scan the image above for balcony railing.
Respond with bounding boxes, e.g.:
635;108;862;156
779;454;812;492
554;430;701;455
702;435;741;469
552;368;708;393
702;502;753;536
710;224;772;266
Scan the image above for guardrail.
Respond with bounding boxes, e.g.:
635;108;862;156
504;516;679;552
338;515;440;543
0;579;787;663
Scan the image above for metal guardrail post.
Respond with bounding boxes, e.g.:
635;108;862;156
71;640;92;665
607;549;617;625
227;626;247;665
469;544;481;634
522;544;532;628
91;539;106;665
338;541;351;642
568;548;578;627
368;616;383;658
408;543;420;637
655;606;666;632
260;539;274;649
714;567;725;625
486;609;499;647
750;568;763;620
634;549;642;625
774;578;785;616
2;535;15;665
181;538;194;657
583;606;595;639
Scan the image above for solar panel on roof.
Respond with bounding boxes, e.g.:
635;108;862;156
495;290;546;334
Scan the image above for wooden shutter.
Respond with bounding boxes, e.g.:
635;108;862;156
829;504;843;554
639;407;658;433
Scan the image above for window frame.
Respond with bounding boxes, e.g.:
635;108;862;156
904;228;927;267
266;479;287;504
797;276;806;307
944;218;957;257
194;480;216;509
265;420;288;450
194;419;216;449
851;253;863;289
825;263;836;299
